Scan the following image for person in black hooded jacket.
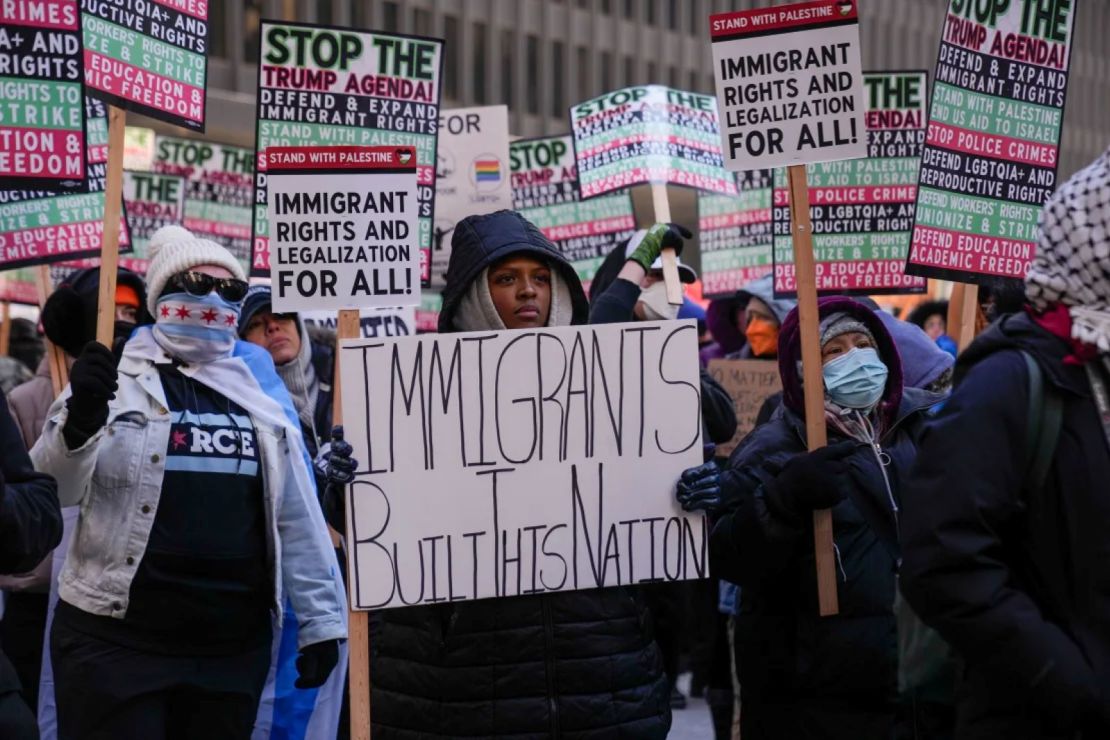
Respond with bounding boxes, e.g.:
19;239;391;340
679;296;938;740
899;150;1110;740
354;210;671;738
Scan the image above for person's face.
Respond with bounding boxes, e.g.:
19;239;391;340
923;313;946;341
632;272;663;320
821;331;877;365
115;304;137;322
744;297;778;329
242;310;302;365
487;256;552;329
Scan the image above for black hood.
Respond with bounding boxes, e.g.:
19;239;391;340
42;266;150;356
958;310;1089;397
438;210;589;332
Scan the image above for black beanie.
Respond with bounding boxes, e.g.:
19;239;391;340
41;267;149;356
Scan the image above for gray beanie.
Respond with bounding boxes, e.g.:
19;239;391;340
819;311;875;348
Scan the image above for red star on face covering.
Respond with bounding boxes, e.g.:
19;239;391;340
174;305;191;319
171;430;188;449
225;314;236;326
201;308;218;324
160;305;170;318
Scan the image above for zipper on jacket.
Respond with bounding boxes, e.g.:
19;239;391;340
868;441;900;542
541;597;560;737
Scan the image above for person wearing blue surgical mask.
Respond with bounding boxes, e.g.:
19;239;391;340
674;297;936;740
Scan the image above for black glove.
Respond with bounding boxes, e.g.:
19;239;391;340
63;341;118;449
626;222;692;271
675;461;722;514
295;639;340;689
764;442;855;520
324;426;357;485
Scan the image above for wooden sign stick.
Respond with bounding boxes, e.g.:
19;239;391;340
333;309;370;740
955;283;980;352
35;265;67;396
786;163;839;617
94;105;126;348
0;302;10;356
650;184;684;306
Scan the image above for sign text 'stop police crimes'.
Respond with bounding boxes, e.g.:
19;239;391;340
253;23;443;284
266;145;420;313
338;320;707;610
710;0;867;170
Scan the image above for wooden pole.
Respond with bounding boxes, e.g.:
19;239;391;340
333;309;370;740
786;164;839;617
35;266;67;396
955;284;979;352
650;184;684;306
0;302;10;356
95;105;126;348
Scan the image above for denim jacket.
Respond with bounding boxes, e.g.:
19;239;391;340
31;339;347;649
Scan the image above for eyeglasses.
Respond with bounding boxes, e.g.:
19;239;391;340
167;271;249;302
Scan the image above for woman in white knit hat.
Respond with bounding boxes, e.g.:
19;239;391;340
31;226;347;740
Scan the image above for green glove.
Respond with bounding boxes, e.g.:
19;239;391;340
626;222;692;272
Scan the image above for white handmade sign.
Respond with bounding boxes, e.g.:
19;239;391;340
339;320;707;610
265;145;420;312
300;306;416;339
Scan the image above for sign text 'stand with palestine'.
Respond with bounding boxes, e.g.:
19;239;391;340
338;321;707;610
905;0;1076;283
1;0;88;192
80;0;209;131
252;22;443;285
265;145;420;313
710;0;867;170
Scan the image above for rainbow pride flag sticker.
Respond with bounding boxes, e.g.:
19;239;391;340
474;158;502;182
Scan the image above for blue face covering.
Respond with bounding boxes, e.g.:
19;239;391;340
152;291;242;364
822;347;889;410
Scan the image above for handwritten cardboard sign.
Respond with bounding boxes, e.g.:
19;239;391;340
338;320;707;610
707;358;782;457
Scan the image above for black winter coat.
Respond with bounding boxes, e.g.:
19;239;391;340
899;312;1110;740
0;389;62;692
710;296;933;740
371;210;670;739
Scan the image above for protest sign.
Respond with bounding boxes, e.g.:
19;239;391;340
0;268;41;305
338;319;706;610
117;170;185;273
710;0;868;170
415;291;441;332
699;170;774;298
155;135;254;273
123;125;156;170
570;85;737;199
0;98;131;270
81;0;209;131
905;0;1076;283
773;71;929;296
301;305;415;339
265;145;420;313
252;22;443;287
1;0;88;192
511;135;637;287
430;105;512;289
707;358;782;458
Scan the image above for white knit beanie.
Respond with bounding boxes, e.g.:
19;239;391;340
144;224;247;315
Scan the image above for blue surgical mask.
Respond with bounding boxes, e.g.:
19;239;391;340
822;347;889;409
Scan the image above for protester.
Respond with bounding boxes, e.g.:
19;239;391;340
30;225;346;739
899;151;1110;739
0;387;62;739
326;209;671;738
678;296;937;739
908;300;957;357
1;266;150;717
8;319;43;378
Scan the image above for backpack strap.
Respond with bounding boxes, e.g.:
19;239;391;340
1021;351;1062;496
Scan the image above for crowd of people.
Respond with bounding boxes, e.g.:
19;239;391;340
0;150;1108;740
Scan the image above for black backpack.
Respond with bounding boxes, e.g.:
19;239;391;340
1021;351;1063;494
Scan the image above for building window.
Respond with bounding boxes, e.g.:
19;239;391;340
381;2;399;31
689;0;699;35
668;66;679;87
689;70;699;92
623;56;635;86
624;0;635;19
578;0;589;7
601;51;613;92
501;30;514;107
552;41;565;117
645;0;656;25
444;15;459;99
413;8;431;36
601;0;611;12
527;36;540;114
668;0;677;27
576;46;591;102
209;0;227;57
647;62;657;84
316;0;332;25
243;0;262;63
473;22;488;104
